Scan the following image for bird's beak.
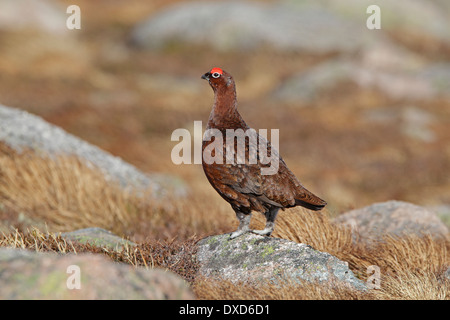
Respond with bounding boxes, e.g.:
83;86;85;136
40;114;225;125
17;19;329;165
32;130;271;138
201;72;210;81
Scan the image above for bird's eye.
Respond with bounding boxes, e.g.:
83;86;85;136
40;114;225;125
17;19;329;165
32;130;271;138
212;72;221;79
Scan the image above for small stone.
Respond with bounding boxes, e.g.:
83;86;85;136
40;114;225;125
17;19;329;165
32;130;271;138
60;228;136;251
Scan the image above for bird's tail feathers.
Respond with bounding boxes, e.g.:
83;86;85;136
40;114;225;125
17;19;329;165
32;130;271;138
295;196;326;211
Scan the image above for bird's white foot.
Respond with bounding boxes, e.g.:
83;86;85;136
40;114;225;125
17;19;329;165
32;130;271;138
229;227;251;239
251;227;273;237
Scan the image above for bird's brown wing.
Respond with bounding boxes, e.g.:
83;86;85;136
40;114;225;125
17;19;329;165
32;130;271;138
202;131;326;212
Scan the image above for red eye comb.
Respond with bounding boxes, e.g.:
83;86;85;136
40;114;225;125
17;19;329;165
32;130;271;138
210;67;223;74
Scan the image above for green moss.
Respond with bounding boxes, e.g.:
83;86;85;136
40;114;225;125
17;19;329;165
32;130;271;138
261;245;274;258
12;272;39;287
40;271;67;297
207;236;219;245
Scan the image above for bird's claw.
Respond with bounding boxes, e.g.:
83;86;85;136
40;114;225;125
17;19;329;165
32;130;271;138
229;228;251;239
229;228;273;239
251;228;273;237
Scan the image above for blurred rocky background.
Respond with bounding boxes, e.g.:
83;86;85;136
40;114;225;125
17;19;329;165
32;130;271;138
0;0;449;220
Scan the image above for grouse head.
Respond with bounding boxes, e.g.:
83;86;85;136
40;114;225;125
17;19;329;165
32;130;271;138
201;67;235;92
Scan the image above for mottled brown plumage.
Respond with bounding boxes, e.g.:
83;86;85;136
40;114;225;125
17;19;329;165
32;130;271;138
201;67;326;238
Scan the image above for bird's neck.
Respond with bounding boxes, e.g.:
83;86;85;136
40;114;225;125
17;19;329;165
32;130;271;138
208;86;247;129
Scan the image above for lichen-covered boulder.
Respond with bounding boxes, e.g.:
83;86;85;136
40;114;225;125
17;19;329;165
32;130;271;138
197;233;366;291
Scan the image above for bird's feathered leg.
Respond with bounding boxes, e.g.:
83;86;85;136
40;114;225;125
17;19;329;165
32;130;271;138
252;207;280;236
229;210;252;239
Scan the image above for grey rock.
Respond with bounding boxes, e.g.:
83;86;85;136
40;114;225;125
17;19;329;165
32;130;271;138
272;59;356;102
399;107;436;142
335;200;449;241
0;248;194;299
295;0;450;43
273;58;449;103
362;106;437;143
60;228;136;251
0;104;185;196
428;205;450;229
418;63;450;95
268;0;450;103
130;1;376;54
197;233;366;291
0;0;67;35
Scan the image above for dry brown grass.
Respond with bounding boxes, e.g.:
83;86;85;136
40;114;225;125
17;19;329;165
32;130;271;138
192;269;450;300
192;276;377;300
0;144;135;234
0;143;231;241
378;272;449;300
0;227;78;254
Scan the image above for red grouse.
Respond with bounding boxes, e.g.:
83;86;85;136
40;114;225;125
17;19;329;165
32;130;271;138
201;67;326;239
